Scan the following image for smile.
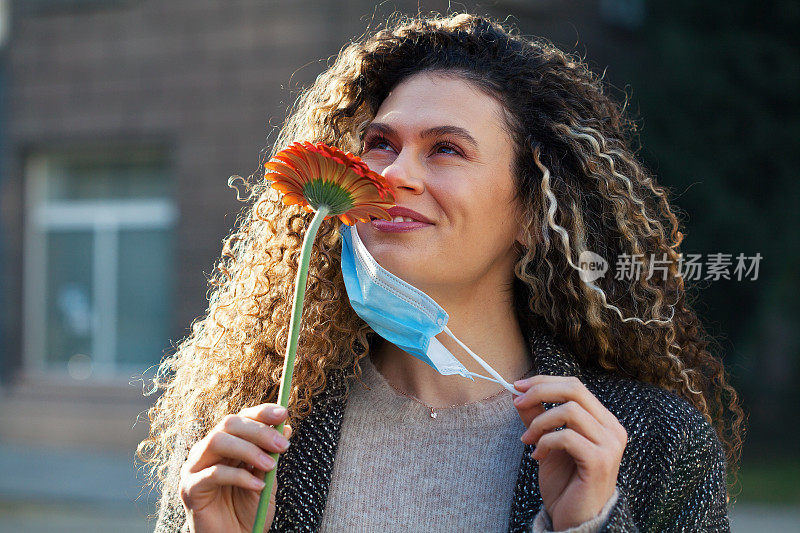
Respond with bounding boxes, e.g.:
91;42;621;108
370;217;433;232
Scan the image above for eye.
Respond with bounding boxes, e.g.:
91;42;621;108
362;134;464;157
362;134;393;152
434;141;462;157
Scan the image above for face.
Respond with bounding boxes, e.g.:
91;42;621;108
355;70;524;299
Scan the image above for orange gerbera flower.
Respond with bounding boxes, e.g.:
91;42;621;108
264;140;395;225
252;141;396;531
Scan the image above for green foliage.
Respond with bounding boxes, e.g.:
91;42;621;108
617;0;799;455
735;457;800;504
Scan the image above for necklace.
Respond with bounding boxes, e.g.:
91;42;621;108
382;363;536;419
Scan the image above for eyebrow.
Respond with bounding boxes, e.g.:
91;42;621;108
361;122;479;150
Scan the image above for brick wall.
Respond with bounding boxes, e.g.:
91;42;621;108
0;0;640;449
2;0;407;378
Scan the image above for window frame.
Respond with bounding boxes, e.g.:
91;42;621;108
21;148;178;381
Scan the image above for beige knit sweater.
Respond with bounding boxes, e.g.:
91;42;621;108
153;319;730;531
316;354;617;532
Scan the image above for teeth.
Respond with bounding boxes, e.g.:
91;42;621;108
391;216;415;223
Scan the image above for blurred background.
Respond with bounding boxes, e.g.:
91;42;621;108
0;0;796;531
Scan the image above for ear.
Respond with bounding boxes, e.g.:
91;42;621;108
510;202;526;248
514;223;541;249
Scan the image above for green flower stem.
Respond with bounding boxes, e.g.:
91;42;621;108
252;203;331;533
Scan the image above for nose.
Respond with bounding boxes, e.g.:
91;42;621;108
379;151;426;195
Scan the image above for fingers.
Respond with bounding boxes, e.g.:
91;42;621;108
514;376;628;454
514;396;545;428
521;400;605;446
189;430;278;474
531;427;595;463
531;427;623;483
185;403;292;475
247;424;292;480
179;403;294;519
514;376;617;428
227;413;291;454
239;403;290;426
180;464;265;508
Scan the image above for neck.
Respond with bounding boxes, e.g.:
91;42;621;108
370;282;532;408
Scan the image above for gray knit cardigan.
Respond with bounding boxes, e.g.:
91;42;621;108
152;320;731;532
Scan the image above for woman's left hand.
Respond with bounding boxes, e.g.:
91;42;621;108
513;375;628;531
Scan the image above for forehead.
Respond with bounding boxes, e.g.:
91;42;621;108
370;72;509;142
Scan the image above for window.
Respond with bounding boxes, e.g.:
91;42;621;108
22;144;177;379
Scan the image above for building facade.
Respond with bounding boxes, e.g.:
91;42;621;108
0;0;641;468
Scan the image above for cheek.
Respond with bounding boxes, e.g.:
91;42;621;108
358;147;396;170
431;168;516;233
436;183;498;239
462;186;520;247
359;156;386;175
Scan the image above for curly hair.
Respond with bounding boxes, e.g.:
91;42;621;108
137;10;746;504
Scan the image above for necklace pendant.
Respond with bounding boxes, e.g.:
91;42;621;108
430;409;437;419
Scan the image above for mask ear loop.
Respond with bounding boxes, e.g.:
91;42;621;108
352;224;525;396
442;325;524;396
466;371;524;396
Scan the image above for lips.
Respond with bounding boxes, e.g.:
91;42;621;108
370;218;431;232
370;206;434;224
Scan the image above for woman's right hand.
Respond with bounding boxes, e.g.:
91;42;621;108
179;403;293;533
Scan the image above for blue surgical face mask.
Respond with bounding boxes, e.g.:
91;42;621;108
339;222;523;396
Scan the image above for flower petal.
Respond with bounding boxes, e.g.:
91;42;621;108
262;140;395;220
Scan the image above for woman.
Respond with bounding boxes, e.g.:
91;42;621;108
139;11;745;533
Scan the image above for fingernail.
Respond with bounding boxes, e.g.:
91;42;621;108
259;453;276;470
275;434;290;451
273;406;287;417
514;395;523;406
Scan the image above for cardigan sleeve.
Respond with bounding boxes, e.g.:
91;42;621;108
599;408;731;532
529;487;619;532
152;454;189;533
